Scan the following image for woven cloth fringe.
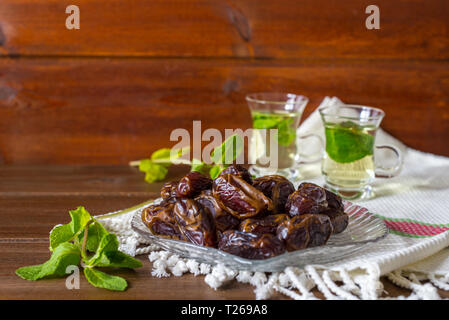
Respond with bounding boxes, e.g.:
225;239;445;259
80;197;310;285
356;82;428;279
97;210;448;300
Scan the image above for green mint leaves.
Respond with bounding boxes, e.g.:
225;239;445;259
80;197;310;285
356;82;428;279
139;159;169;183
16;242;81;281
133;134;244;183
210;134;243;165
208;165;223;179
78;219;109;253
325;121;375;163
16;206;142;291
84;267;127;291
49;206;91;251
136;147;190;183
252;111;298;147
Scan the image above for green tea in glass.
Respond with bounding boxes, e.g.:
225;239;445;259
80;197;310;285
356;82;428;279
319;104;402;199
246;93;323;180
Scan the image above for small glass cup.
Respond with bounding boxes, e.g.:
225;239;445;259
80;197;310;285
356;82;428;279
246;92;323;181
319;104;403;200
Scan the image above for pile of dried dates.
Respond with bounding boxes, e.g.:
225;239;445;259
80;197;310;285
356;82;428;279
141;165;349;260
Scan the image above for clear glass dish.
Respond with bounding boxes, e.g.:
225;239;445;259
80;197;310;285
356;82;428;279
131;199;388;272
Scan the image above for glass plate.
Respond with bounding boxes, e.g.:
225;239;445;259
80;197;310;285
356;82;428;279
131;199;388;272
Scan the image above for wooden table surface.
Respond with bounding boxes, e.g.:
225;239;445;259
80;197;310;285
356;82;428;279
1;165;448;300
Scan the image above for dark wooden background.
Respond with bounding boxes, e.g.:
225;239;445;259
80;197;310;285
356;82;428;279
0;0;448;164
1;1;449;300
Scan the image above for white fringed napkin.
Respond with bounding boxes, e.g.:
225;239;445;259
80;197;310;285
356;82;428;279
97;97;449;299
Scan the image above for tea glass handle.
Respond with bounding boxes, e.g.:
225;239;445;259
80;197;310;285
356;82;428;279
374;145;403;178
296;133;324;164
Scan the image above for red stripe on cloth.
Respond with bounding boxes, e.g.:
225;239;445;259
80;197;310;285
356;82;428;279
343;201;449;237
383;220;449;236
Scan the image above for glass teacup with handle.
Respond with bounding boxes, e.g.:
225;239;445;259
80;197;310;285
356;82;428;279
246;92;323;181
319;104;403;200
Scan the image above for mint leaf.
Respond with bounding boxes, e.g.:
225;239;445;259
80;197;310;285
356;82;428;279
85;233;119;266
190;158;212;175
252;112;297;147
69;207;92;234
325;122;374;163
49;206;92;251
84;267;127;291
276;118;296;146
16;242;81;281
144;165;168;183
93;251;143;269
14;265;43;280
85;230;142;269
137;147;191;183
151;148;172;160
139;160;168;183
209;165;223;179
138;158;156;172
49;224;73;252
78;220;109;253
174;146;190;159
150;148;172;167
210;134;243;165
252;113;284;129
191;160;223;179
151;147;190;165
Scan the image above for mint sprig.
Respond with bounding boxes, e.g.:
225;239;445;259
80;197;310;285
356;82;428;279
252;112;297;147
324;121;375;163
83;267;128;291
16;206;142;291
49;206;92;251
131;134;244;183
16;242;81;281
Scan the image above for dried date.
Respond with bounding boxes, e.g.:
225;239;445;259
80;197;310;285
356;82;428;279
322;209;348;234
160;180;179;203
253;175;295;213
239;214;290;235
218;230;285;260
277;216;309;251
324;189;345;212
195;190;240;232
285;183;348;233
285;182;328;216
321;188;348;233
219;164;253;184
173;198;217;247
213;174;274;219
176;171;212;198
141;202;184;240
277;214;333;251
149;174;346;256
304;214;333;247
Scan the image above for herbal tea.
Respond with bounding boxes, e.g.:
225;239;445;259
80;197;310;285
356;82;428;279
319;104;402;200
246;92;321;180
322;121;376;189
251;110;301;169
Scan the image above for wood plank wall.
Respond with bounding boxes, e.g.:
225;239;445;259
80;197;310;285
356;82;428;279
0;0;448;164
